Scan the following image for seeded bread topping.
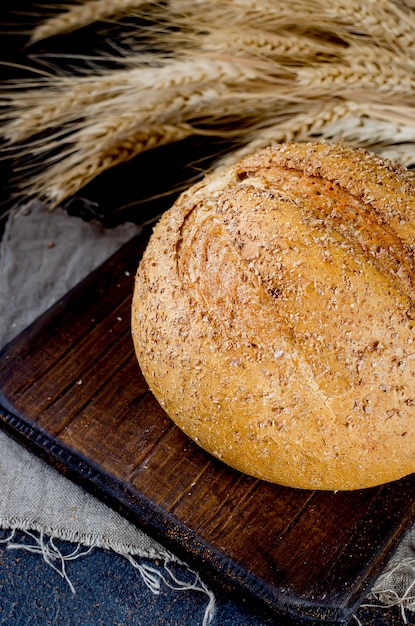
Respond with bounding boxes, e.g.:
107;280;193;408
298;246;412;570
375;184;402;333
132;142;415;490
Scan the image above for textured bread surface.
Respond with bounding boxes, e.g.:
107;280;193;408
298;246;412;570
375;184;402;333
131;142;415;490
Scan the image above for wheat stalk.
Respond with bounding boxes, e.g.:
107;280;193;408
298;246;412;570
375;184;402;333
326;0;415;52
3;0;415;209
1;57;259;144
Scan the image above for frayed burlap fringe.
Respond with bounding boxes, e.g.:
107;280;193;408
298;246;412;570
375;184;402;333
364;551;415;625
0;527;215;626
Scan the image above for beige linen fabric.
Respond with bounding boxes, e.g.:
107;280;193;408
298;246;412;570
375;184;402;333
0;202;414;622
0;203;170;558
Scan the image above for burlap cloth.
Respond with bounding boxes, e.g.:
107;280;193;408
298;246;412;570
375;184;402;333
1;203;415;624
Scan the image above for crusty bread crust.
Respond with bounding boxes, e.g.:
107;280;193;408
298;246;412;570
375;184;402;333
131;142;415;490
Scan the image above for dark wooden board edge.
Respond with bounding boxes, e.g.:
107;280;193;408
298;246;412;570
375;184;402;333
1;229;415;625
1;394;399;626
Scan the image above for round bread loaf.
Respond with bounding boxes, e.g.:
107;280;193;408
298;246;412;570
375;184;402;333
131;142;415;490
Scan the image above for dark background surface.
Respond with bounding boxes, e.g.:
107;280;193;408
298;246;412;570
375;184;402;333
0;529;413;626
1;4;415;625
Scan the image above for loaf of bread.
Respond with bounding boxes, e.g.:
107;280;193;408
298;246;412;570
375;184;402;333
131;142;415;490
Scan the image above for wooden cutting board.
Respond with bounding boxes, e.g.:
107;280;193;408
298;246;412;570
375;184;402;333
1;228;415;625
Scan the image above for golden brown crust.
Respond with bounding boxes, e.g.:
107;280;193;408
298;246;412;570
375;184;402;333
131;142;415;490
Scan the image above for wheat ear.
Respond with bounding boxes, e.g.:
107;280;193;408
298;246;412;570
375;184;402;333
296;49;415;97
201;29;342;63
326;0;415;52
20;123;195;207
1;57;261;145
3;0;415;208
30;0;153;42
215;101;359;166
217;101;415;167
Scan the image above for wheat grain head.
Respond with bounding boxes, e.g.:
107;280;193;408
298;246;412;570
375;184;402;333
3;0;415;208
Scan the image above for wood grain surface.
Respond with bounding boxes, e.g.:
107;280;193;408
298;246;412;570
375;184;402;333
1;229;415;625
